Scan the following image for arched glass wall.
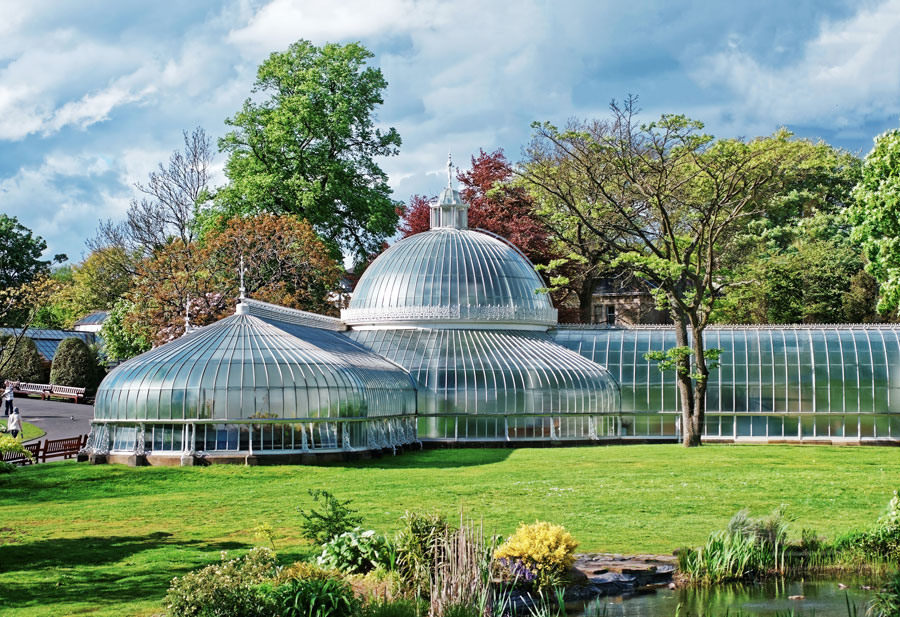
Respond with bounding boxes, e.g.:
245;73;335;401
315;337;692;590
89;311;418;459
348;328;620;441
552;325;900;441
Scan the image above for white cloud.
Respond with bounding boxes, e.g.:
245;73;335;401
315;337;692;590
692;0;900;128
227;0;424;53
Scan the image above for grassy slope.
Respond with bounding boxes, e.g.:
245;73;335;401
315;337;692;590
0;444;898;616
0;419;45;441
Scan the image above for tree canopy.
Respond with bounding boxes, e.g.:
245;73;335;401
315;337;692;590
0;214;58;289
520;99;808;445
212;40;402;259
850;127;900;315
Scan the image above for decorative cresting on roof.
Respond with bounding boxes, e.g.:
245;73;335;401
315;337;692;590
94;313;415;422
240;298;346;331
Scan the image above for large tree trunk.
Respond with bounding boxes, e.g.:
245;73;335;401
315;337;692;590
690;323;708;446
673;318;700;446
579;273;596;324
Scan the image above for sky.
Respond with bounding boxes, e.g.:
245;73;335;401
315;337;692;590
2;0;900;263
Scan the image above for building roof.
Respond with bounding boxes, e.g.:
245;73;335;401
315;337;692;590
0;328;96;362
343;231;556;328
74;311;109;326
94;312;416;422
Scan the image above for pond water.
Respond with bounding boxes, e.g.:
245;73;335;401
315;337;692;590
577;579;876;617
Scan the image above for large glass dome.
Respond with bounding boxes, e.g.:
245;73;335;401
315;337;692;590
342;187;557;328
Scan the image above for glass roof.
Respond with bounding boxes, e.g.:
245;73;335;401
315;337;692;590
95;313;416;422
343;229;557;327
348;328;619;416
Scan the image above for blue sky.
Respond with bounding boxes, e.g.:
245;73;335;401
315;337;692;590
2;0;899;262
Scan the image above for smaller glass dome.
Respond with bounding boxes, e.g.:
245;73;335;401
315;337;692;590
94;313;417;422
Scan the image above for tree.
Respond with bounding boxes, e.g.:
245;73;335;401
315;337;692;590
849;127;900;315
115;214;341;349
50;337;104;393
710;141;873;324
203;214;341;315
212;40;402;258
0;336;47;383
88;128;212;277
0;215;62;289
100;299;152;361
520;99;802;446
398;194;433;238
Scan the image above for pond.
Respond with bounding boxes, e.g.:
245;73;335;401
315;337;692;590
578;579;876;617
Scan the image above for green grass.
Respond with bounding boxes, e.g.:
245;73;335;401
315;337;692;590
0;419;45;441
0;444;898;616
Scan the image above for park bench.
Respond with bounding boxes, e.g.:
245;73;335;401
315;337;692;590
41;435;87;462
1;441;41;465
11;382;52;398
42;385;87;403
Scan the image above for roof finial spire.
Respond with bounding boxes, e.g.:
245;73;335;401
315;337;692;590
447;151;453;190
183;297;191;335
239;254;246;300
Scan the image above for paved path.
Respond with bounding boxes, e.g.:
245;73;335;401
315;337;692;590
7;397;93;443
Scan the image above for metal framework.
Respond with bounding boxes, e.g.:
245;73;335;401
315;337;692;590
552;325;900;440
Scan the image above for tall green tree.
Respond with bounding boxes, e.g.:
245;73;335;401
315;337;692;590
849;127;900;315
711;144;880;323
0;215;61;289
521;99;805;446
212;40;402;258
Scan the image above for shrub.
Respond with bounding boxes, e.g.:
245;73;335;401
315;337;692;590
299;489;362;544
318;527;394;574
0;461;16;474
494;521;578;589
0;336;47;383
395;511;451;593
869;570;900;617
49;337;103;393
679;507;790;583
257;576;358;617
164;547;276;617
273;561;342;585
0;435;32;466
835;491;900;561
362;597;423;617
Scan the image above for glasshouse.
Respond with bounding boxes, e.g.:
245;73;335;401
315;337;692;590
85;179;900;465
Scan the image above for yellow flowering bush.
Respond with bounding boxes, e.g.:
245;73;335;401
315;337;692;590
494;521;578;588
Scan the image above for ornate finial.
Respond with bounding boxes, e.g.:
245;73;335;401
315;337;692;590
239;255;246;300
447;151;453;190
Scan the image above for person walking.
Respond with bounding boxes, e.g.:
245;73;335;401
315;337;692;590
7;407;22;439
3;381;13;416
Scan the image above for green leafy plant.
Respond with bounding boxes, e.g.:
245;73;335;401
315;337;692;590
257;576;359;617
869;570;900;617
273;561;342;585
395;511;451;593
254;521;278;551
164;547;276;617
318;527;393;574
299;489;363;545
678;507;790;583
361;597;424;617
0;435;33;467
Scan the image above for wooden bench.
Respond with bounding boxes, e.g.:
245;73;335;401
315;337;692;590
11;382;52;398
41;435;87;462
1;441;41;465
42;385;87;403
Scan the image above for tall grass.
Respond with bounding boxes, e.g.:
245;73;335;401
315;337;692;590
429;516;496;617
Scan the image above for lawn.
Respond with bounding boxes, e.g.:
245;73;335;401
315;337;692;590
0;419;45;442
0;444;898;616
